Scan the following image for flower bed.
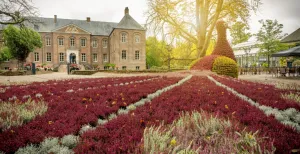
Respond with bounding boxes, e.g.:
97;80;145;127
211;75;300;111
0;76;182;153
75;76;299;154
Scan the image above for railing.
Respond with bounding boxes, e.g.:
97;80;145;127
238;66;300;77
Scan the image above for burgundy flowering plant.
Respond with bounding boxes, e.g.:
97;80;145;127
75;77;298;154
0;76;182;153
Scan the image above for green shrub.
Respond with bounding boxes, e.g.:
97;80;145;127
292;59;300;66
72;70;97;75
212;56;238;78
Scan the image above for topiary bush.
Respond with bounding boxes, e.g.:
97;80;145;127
212;56;238;78
190;55;220;70
211;20;236;61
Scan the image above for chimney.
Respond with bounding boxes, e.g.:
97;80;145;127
125;7;129;15
54;15;57;23
87;17;91;22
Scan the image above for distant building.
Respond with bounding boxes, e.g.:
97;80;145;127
0;7;146;71
281;28;300;45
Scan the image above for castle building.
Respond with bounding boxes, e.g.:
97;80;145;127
0;7;146;71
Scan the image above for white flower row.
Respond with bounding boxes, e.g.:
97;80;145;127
14;75;192;153
208;76;300;132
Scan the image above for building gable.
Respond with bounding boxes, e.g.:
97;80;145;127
52;24;91;34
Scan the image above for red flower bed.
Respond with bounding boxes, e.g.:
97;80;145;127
211;75;300;111
75;76;299;154
190;55;220;70
0;76;182;153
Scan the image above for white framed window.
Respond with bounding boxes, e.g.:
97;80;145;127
81;53;86;62
46;38;51;46
135;50;140;60
122;66;126;70
34;52;39;62
92;40;98;48
93;53;98;62
46;53;51;62
59;53;64;62
121;33;127;42
4;58;10;62
102;39;108;48
122;50;126;60
58;38;64;46
135;35;140;43
81;38;86;47
136;66;140;70
103;54;108;62
70;38;75;46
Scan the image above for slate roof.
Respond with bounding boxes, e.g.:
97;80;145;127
1;13;145;36
281;28;300;43
116;14;145;30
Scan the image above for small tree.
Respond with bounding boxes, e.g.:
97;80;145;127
0;46;12;63
256;19;288;67
3;25;42;69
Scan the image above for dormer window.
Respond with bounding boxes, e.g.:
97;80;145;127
121;33;127;43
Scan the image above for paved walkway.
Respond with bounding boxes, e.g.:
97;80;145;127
238;74;300;85
1;70;298;86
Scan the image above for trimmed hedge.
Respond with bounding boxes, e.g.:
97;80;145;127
212;56;238;78
190;55;220;70
0;70;28;76
72;70;97;75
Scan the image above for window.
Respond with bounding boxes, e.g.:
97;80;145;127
93;53;98;62
122;50;126;60
103;54;108;62
136;66;140;70
46;53;51;62
46;38;51;46
92;40;98;48
4;67;9;70
135;35;140;43
81;38;86;47
81;53;86;62
102;39;108;48
59;53;64;62
4;58;10;62
122;66;126;70
70;38;75;46
34;52;39;62
121;33;127;42
104;66;109;70
135;50;140;60
58;38;64;46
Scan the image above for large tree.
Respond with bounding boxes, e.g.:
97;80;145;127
0;0;38;25
256;19;288;67
230;21;251;45
146;0;260;58
2;25;42;68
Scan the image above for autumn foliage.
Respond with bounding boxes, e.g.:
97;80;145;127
190;55;220;70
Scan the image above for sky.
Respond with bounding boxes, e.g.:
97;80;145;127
32;0;300;37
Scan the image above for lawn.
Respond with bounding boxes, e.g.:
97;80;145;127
0;74;299;154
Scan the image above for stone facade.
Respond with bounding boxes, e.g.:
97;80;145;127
0;7;146;71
